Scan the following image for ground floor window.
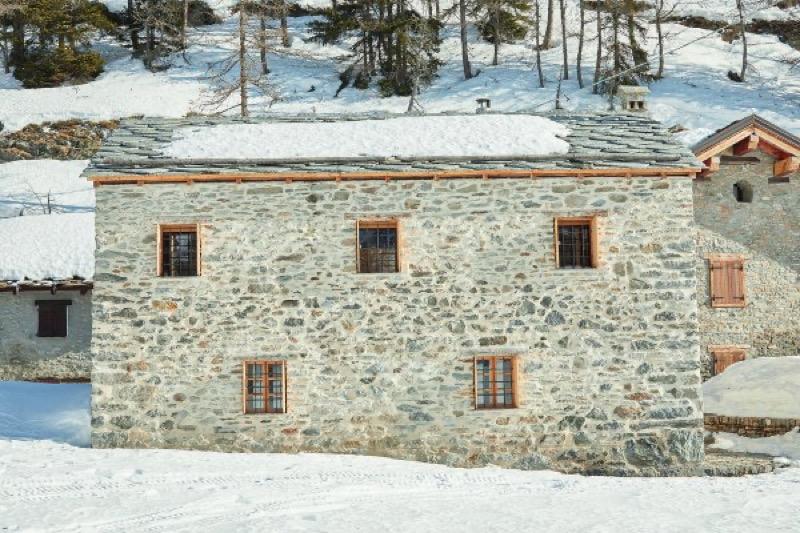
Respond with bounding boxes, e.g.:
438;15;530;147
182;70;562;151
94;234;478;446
474;356;519;409
36;300;71;337
243;361;287;414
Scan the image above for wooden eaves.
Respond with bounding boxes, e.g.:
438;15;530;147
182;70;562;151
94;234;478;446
0;279;93;294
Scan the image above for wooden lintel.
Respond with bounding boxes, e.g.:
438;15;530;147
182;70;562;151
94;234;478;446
235;177;242;184
89;166;701;187
186;179;194;186
774;156;800;178
732;133;760;155
699;156;720;178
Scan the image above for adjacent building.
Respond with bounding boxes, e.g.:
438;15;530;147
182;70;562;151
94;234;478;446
86;112;705;475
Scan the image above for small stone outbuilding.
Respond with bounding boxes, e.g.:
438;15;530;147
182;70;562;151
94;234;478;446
692;115;800;378
88;112;705;476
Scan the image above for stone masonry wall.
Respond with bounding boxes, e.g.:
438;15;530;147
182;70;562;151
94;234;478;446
694;151;800;379
0;291;92;381
92;176;703;476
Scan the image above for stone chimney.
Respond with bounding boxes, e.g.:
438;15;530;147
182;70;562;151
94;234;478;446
616;85;650;113
475;98;491;114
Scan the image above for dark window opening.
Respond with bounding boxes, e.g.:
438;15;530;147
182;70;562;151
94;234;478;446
475;356;518;409
557;220;594;269
733;181;753;203
244;361;287;414
161;228;198;277
36;300;71;337
358;222;398;274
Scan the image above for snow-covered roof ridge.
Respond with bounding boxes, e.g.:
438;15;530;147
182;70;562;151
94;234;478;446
85;112;700;178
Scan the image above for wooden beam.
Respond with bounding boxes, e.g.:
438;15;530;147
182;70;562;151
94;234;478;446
699;156;720;178
89;167;700;187
732;133;760;156
757;140;790;160
774;156;800;178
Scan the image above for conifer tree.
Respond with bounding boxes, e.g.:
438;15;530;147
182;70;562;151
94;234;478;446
472;0;530;66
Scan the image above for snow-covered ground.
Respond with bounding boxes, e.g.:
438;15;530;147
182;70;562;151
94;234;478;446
710;429;800;461
0;438;796;532
703;356;800;419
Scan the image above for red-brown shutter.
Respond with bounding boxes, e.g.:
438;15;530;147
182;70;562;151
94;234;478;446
712;348;746;375
709;258;746;308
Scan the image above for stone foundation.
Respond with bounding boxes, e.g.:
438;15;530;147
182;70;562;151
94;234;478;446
705;414;800;437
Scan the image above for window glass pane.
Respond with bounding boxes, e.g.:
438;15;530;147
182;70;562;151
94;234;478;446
558;222;592;268
359;226;398;273
162;230;197;277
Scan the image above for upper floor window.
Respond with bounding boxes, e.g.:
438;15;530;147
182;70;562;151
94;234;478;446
243;360;287;414
474;355;519;409
733;181;753;203
36;300;71;338
357;220;399;274
555;216;598;269
708;256;746;308
158;224;200;277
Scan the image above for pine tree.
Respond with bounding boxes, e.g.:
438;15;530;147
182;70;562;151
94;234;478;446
473;0;530;66
591;0;652;95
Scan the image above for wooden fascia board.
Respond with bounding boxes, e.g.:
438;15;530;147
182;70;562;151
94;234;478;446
696;125;800;162
89;167;699;186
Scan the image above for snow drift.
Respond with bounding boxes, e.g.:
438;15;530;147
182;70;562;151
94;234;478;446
164;115;571;161
703;357;800;419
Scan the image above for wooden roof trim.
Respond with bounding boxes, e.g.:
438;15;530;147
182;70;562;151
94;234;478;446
90;167;699;186
695;125;800;162
0;280;93;294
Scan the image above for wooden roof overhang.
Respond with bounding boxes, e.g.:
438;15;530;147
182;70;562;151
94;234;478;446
0;279;93;294
89;166;700;186
693;115;800;180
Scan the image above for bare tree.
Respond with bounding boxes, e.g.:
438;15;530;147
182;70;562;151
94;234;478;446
592;0;601;93
542;0;553;47
533;0;544;87
576;0;584;87
459;0;472;79
653;0;677;79
559;0;568;79
735;0;747;81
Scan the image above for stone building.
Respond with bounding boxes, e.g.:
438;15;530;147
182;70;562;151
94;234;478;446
86;112;705;476
692;115;800;379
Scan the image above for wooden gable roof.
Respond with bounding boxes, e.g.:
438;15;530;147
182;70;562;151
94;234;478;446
693;114;800;179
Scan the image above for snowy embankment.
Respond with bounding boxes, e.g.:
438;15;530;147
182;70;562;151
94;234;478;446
703;357;800;419
0;439;797;532
165;115;571;159
0;160;95;280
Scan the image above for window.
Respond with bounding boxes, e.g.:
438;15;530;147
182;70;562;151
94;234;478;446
733;181;753;203
243;361;287;414
554;217;598;269
36;300;71;337
474;356;519;409
357;220;399;274
710;346;746;375
158;224;200;277
708;256;746;308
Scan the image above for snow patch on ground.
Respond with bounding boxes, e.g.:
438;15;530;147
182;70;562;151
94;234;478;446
710;428;800;461
703;357;800;418
0;382;90;447
0;160;92;218
165;115;571;160
0;212;95;280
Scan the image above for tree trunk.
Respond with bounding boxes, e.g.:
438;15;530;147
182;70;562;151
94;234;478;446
260;15;269;74
129;0;139;52
542;0;554;48
1;33;9;73
576;0;584;87
737;0;747;81
592;0;601;93
459;0;472;79
182;0;189;50
655;0;664;78
435;0;440;19
280;0;289;47
239;6;248;117
611;9;620;98
534;0;544;88
559;0;568;79
492;4;500;66
10;11;25;66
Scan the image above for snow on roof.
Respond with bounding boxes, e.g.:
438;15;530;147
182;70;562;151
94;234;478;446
162;115;571;161
703;357;800;419
0;213;95;281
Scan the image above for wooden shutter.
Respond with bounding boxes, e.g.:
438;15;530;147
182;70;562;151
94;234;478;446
709;257;746;308
36;300;71;337
711;347;746;375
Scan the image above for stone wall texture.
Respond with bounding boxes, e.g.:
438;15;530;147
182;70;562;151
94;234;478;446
0;291;92;381
705;413;800;437
693;151;800;379
91;176;704;476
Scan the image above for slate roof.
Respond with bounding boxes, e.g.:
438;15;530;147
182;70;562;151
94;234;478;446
692;114;800;158
85;112;699;178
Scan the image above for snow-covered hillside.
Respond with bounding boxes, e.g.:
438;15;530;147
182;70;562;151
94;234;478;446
1;7;798;143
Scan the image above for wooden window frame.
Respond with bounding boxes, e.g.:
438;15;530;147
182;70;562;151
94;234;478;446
707;255;746;308
356;219;401;274
242;360;288;414
157;223;202;277
472;355;521;410
554;216;599;269
708;346;747;376
35;300;71;338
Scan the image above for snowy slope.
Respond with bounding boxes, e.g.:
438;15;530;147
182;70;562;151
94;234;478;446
0;160;93;218
703;357;800;419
